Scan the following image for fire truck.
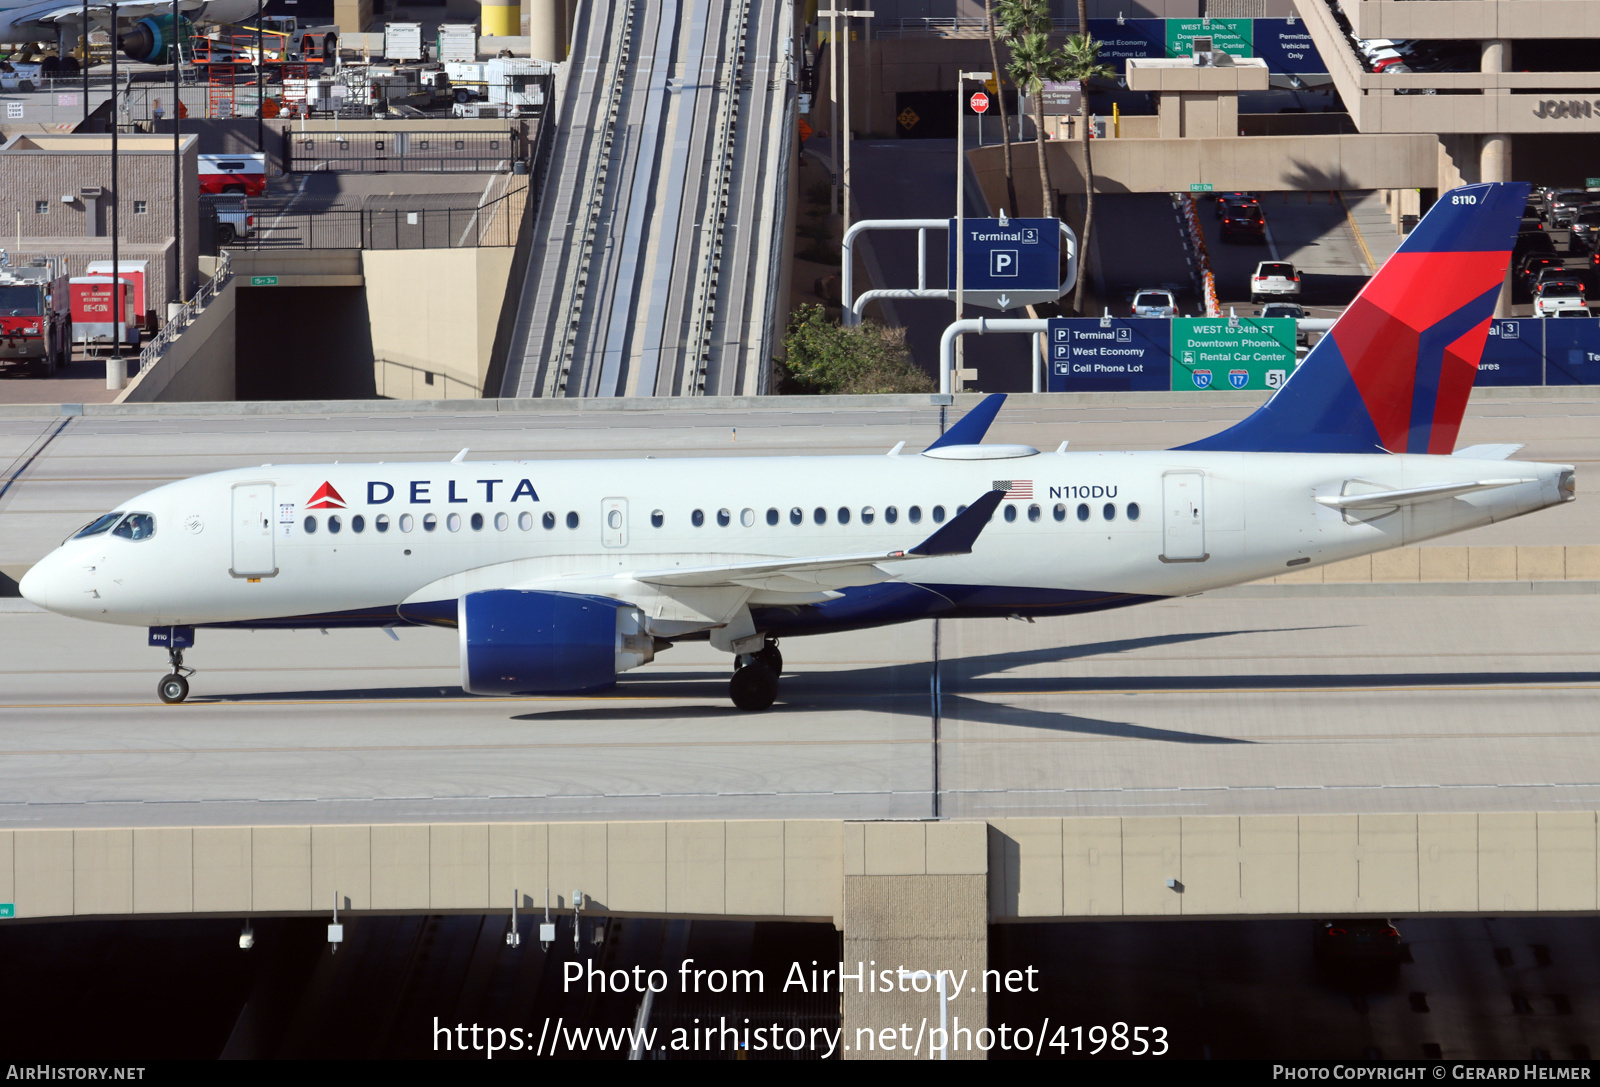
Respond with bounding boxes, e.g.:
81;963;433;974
0;255;70;376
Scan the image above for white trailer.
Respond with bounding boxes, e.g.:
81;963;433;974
384;21;423;61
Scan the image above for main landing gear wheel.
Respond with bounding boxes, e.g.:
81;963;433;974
754;642;782;675
158;673;190;704
729;660;778;712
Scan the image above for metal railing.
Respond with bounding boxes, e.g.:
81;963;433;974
138;250;232;375
212;185;528;251
288;129;525;173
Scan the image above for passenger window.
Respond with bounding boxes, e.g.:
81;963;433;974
717;508;731;527
766;507;779;526
1127;502;1140;521
566;511;579;529
303;515;317;534
1003;505;1017;523
494;512;509;531
885;506;898;524
932;505;945;523
692;509;705;527
1077;503;1090;522
651;510;664;528
446;513;461;532
1053;503;1066;522
471;512;484;531
908;505;922;524
423;513;438;532
399;514;414;532
543;511;556;530
813;507;826;525
112;512;155;540
518;511;533;530
741;508;755;527
1103;503;1116;521
861;506;875;524
1028;504;1040;523
328;515;342;534
377;514;391;533
837;507;851;524
352;514;366;533
789;507;802;525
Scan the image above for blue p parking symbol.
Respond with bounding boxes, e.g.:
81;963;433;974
991;250;1019;277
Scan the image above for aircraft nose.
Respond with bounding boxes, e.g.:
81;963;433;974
20;552;70;613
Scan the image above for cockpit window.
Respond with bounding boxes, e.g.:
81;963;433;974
72;512;124;539
111;512;156;541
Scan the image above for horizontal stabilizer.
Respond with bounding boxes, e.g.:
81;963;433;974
1316;478;1534;510
1453;443;1524;461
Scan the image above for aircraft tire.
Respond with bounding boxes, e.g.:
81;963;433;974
755;644;782;675
158;673;190;704
729;662;777;712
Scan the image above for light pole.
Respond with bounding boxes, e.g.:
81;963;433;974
819;9;872;234
109;0;121;387
955;69;991;393
80;0;88;123
173;0;182;302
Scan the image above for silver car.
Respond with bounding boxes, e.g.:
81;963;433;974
1131;289;1178;317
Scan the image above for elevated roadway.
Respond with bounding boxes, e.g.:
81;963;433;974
0;391;1598;833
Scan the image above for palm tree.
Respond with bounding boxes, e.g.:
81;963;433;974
1003;30;1065;219
983;0;1018;216
1059;33;1114;315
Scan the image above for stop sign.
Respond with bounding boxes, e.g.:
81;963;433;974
969;91;989;114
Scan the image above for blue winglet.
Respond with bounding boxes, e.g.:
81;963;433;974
925;393;1007;451
908;490;1005;556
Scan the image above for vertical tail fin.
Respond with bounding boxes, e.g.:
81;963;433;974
1180;182;1530;455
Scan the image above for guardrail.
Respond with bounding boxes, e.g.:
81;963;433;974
208;185;526;251
138;251;232;376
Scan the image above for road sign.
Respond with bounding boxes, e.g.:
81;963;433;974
1588;177;1600;189
1478;319;1543;386
969;92;990;114
1170;317;1295;391
1047;318;1171;391
947;218;1062;311
984;76;999;95
1039;81;1082;116
250;276;279;286
0;904;12;918
1190;182;1214;193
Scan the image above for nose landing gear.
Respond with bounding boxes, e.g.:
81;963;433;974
158;647;195;704
149;626;197;705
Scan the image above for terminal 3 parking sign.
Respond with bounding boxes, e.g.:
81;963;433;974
1046;318;1171;392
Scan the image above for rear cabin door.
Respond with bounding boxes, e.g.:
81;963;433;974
1160;472;1207;562
231;483;277;577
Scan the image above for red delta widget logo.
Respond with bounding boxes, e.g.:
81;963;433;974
306;482;347;510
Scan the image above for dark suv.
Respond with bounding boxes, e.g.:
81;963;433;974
1220;204;1266;243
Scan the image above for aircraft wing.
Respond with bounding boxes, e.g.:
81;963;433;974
33;0;212;21
1316;478;1536;510
632;489;1005;591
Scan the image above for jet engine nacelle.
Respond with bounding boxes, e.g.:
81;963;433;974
120;15;196;65
458;589;656;695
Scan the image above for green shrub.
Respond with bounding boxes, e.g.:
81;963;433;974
778;304;935;395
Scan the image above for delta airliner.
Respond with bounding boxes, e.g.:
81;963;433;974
20;181;1574;710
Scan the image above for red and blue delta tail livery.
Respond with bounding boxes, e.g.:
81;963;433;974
1182;182;1531;455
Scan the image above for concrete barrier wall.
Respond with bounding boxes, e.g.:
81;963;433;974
988;813;1600;919
1270;545;1600;585
3;815;1595;924
364;247;516;398
114;281;237;404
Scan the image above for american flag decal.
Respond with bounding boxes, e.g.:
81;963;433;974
994;480;1033;499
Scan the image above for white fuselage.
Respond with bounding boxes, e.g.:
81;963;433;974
20;448;1574;633
0;0;257;46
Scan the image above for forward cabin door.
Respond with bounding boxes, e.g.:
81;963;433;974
1160;472;1207;562
230;482;277;577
